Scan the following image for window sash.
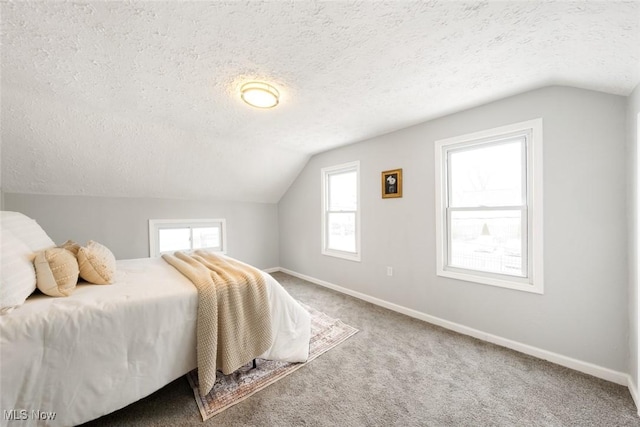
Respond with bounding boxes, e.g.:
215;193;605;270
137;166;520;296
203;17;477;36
444;135;530;281
157;225;222;254
149;219;226;257
446;136;527;209
321;161;360;261
325;210;357;254
445;206;528;279
327;171;357;211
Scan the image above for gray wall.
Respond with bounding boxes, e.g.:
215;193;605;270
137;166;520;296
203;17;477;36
4;193;279;269
628;83;640;393
279;86;629;372
1;141;3;209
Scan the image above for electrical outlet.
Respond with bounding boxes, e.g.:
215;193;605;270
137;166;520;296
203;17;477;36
386;266;393;276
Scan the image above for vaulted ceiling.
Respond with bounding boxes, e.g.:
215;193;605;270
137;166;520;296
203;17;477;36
1;1;639;203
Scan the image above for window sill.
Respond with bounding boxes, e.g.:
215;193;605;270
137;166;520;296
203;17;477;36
322;249;361;262
437;269;543;294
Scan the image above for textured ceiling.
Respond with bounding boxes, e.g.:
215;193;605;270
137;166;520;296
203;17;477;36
1;1;639;203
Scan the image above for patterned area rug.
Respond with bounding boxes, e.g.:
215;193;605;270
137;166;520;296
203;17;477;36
187;303;359;421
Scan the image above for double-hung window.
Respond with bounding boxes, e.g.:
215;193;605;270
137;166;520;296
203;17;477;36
321;161;361;261
435;119;543;293
148;218;226;257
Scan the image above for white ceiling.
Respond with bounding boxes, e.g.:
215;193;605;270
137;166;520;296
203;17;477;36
1;1;639;203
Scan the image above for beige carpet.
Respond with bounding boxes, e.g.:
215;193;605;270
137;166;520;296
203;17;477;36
187;303;358;421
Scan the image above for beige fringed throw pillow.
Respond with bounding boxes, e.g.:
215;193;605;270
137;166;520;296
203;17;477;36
34;248;79;297
78;240;116;285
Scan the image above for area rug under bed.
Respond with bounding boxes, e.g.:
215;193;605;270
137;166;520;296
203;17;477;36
186;303;359;421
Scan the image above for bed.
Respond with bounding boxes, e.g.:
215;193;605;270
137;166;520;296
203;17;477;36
0;212;311;426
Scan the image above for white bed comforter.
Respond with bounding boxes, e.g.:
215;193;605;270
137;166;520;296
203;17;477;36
0;257;310;426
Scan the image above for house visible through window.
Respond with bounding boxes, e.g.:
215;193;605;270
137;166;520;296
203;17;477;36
435;119;543;293
149;219;226;257
321;161;360;261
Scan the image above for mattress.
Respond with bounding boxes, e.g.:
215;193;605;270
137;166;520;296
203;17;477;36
0;257;310;426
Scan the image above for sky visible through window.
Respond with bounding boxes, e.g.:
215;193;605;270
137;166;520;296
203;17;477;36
327;171;357;253
158;227;220;253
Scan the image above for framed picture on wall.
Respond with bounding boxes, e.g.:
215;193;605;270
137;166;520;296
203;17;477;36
381;168;403;198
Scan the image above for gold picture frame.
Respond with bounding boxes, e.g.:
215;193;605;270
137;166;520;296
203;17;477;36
381;168;403;198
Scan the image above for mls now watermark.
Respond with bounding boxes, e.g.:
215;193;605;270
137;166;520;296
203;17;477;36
4;409;57;421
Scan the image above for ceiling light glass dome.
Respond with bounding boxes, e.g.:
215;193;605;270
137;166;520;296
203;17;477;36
240;82;279;109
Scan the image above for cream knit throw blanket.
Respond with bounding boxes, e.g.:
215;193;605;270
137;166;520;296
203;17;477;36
161;250;273;396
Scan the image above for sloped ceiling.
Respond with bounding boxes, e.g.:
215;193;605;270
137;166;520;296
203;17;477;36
1;1;639;203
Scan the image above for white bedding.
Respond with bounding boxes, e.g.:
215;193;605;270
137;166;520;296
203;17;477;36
0;257;310;426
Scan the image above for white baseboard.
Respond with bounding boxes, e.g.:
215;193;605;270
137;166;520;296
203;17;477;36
263;267;280;274
629;377;640;416
276;267;630;388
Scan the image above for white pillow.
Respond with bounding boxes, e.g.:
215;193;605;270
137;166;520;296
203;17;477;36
1;229;37;314
0;211;55;252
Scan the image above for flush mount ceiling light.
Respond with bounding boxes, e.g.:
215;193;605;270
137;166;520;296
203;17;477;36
240;82;280;109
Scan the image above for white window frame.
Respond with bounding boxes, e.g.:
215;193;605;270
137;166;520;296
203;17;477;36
148;218;227;257
434;119;543;294
321;161;361;262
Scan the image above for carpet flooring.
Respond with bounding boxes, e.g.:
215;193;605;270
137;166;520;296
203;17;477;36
82;272;640;426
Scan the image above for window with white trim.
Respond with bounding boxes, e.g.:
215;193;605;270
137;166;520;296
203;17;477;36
435;119;543;293
321;161;361;261
148;218;226;257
